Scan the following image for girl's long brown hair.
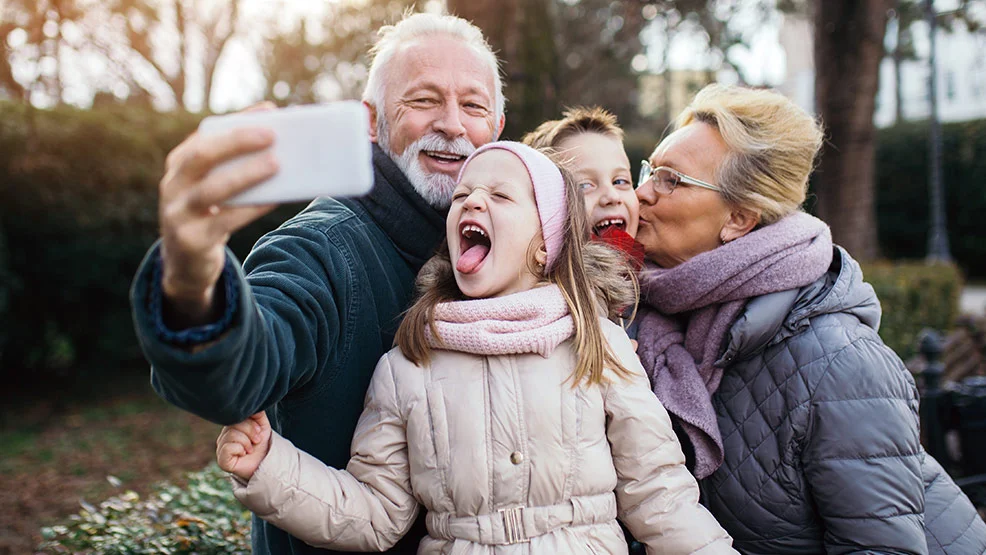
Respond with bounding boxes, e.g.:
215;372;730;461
395;156;638;386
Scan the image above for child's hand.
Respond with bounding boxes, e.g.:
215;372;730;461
216;411;272;481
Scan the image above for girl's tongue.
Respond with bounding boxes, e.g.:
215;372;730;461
456;243;489;274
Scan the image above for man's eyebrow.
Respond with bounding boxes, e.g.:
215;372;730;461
459;85;493;99
402;82;492;101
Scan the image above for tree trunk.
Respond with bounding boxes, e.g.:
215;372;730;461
174;0;188;110
893;0;905;123
813;0;891;261
447;0;558;139
202;0;239;112
446;0;518;133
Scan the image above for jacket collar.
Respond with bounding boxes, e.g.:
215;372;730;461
718;246;881;365
341;144;447;269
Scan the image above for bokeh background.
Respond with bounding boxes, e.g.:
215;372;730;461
1;0;985;552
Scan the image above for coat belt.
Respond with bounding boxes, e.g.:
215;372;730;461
425;492;617;545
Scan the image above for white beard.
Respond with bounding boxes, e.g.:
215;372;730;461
377;118;476;210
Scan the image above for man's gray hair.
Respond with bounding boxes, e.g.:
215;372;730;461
362;12;505;125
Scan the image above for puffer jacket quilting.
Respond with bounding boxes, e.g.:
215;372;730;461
233;319;735;554
702;246;986;555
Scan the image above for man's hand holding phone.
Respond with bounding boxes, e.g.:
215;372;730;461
157;101;372;327
158;102;280;327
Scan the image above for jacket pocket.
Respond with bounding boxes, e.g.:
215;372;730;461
426;382;452;473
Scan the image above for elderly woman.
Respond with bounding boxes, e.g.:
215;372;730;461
633;84;985;554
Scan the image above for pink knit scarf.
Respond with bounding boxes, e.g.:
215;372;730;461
636;211;833;479
426;285;574;357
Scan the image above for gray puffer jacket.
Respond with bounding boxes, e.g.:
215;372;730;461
702;246;986;554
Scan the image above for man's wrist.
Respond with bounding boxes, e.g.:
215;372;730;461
148;254;239;347
161;278;220;328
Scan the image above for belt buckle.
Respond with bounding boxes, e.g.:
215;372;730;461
498;506;529;544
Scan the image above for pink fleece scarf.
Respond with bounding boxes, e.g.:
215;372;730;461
426;284;574;357
636;211;833;479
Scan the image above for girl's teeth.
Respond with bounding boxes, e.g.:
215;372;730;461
462;225;487;237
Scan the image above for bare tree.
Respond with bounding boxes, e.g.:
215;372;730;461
98;0;241;111
257;0;416;106
448;0;801;138
0;0;86;103
0;20;29;100
447;0;553;139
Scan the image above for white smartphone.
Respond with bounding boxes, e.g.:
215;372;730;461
198;101;374;206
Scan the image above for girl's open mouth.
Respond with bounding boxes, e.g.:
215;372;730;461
456;222;491;274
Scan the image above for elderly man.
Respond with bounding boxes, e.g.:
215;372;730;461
129;13;504;555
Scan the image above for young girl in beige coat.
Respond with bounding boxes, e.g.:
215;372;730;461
216;142;735;554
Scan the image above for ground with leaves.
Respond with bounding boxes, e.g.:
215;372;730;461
0;383;223;554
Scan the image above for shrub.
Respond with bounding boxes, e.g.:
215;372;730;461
0;102;195;378
861;260;963;359
876;119;986;279
0;221;11;361
37;463;251;554
0;101;303;383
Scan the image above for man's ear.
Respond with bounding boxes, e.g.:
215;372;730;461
494;114;505;140
364;100;378;143
720;208;760;243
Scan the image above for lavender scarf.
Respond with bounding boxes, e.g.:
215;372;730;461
636;211;833;479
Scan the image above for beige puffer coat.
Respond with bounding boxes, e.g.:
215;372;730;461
232;319;735;554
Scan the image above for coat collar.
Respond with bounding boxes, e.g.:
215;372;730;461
717;246;881;365
341;144;447;269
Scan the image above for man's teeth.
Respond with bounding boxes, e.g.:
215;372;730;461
425;151;466;161
462;224;487;238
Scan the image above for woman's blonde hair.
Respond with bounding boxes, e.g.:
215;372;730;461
521;106;624;150
395;155;638;386
675;84;824;225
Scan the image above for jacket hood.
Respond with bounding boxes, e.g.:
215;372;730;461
718;246;882;365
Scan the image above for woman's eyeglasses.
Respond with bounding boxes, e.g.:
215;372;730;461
637;160;721;195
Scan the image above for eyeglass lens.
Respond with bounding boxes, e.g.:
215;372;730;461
638;162;677;194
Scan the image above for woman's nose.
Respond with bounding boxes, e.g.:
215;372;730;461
636;183;657;205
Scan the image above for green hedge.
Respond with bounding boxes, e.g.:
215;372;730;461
0;222;11;362
37;463;251;554
861;260;963;359
0;102;301;383
875;119;986;278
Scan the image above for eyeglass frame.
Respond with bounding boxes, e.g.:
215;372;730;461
637;160;721;194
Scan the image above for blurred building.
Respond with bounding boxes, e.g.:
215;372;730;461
637;69;717;122
777;12;986;128
874;22;986;127
777;15;815;115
